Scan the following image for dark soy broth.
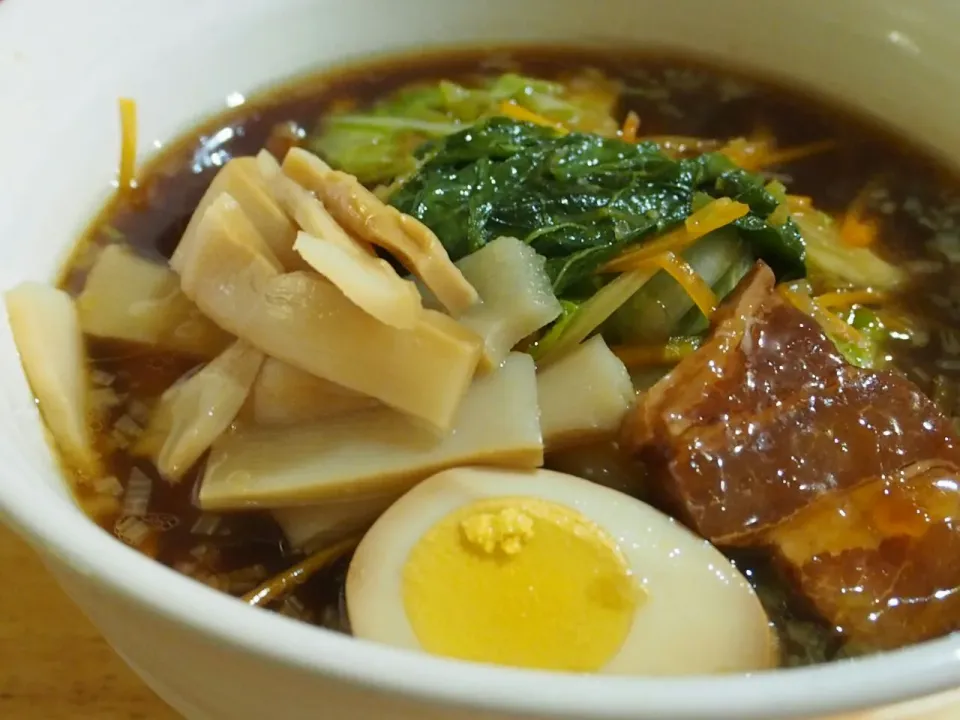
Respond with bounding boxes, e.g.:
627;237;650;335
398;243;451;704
60;47;960;664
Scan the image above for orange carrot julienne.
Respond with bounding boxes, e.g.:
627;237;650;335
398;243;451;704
720;137;836;172
685;197;750;235
649;252;718;318
601;226;694;274
621;111;640;143
760;139;838;168
498;100;568;134
815;289;887;310
601;198;750;274
780;286;863;344
719;137;770;170
612;336;703;368
839;185;880;248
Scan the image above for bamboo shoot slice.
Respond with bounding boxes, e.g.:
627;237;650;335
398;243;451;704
5;283;100;477
77;244;231;358
248;357;378;426
537;335;634;449
199;353;543;509
177;193;482;431
455;236;562;369
258;150;421;328
171;156;304;273
256;150;377;258
293;231;422;329
282;148;478;316
136;339;264;482
274;493;400;552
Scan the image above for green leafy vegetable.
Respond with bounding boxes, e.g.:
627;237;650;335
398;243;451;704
792;208;905;291
695;154;805;279
529;300;581;361
390;117;805;295
833;307;890;369
607;228;747;343
308;72;618;185
533;268;658;366
675;242;756;336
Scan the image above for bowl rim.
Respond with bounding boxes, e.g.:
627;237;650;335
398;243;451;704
3;0;960;716
4;458;960;720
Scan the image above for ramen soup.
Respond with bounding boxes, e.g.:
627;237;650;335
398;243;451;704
10;47;960;675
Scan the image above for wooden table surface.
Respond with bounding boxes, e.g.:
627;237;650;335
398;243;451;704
0;521;176;719
3;520;960;720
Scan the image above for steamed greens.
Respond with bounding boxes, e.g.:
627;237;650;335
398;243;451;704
388;117;806;296
309;72;619;185
312;72;899;363
833;307;891;370
607;228;747;343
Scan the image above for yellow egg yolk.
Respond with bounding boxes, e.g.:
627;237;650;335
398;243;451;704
402;496;641;672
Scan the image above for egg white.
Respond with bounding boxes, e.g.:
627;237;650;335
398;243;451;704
346;466;775;675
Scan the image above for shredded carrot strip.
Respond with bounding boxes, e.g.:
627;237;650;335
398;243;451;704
779;286;863;344
719;137;769;170
498;101;568;134
118;98;138;191
815;289;888;310
620;111;640;143
760;139;838;168
840;215;877;247
649;252;718;318
601;198;750;273
684;197;750;236
612;336;703;368
839;185;880;248
600;227;691;273
721;137;836;172
243;536;359;608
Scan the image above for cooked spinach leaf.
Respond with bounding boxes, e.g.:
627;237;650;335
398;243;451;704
390;117;806;294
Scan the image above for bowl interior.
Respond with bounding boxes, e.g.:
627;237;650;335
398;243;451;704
3;1;960;718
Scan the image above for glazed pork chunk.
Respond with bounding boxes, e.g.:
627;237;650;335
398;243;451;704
624;262;960;647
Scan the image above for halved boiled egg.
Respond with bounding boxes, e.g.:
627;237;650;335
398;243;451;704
346;466;776;675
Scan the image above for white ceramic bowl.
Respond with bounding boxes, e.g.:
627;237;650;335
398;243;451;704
3;1;960;718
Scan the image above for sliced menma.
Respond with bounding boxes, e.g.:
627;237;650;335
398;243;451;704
136;339;264;482
247;357;378;426
274;493;401;552
454;236;562;369
537;335;635;449
258;150;422;329
199;353;543;509
282;148;479;317
171;156;304;273
176;192;482;431
77;244;231;358
257;148;376;261
5;282;100;477
293;231;422;329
